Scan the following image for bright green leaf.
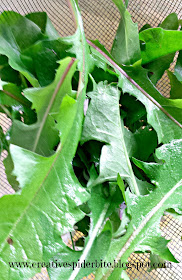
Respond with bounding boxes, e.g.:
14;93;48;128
140;28;182;64
0;65;89;280
95;140;182;279
175;50;182;82
10;57;77;156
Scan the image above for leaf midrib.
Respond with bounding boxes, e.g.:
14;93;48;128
32;58;75;153
102;178;182;279
117;118;139;195
0;92;81;255
0;143;62;255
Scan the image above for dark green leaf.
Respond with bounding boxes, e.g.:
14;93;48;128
121;62;182;127
159;13;179;30
168;70;182;99
0;55;22;85
3;153;19;191
143;53;175;85
26;12;59;39
22;39;72;86
134;126;158;161
111;0;141;65
0;11;45;86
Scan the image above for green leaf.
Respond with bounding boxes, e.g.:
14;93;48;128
0;11;46;86
175;50;182;82
0;65;90;280
0;1;91;278
148;252;167;272
0;55;22;85
88;41;182;142
168;70;182;99
48;184;123;280
117;174;126;202
22;39;71;86
11;57;77;156
81;81;141;195
117;65;182;143
63;0;92;76
142;13;179;85
111;0;141;65
0;125;8;154
26;12;59;39
3;154;20;191
0;81;32;118
133;126;158;161
159;13;179;30
143;53;175;85
95;140;182;279
121;62;182;125
139;28;182;64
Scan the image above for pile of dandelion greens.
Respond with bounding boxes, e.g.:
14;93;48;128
0;0;182;279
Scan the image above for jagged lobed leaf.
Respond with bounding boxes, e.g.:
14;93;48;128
89;41;182;142
121;62;182;125
117;66;182;143
48;184;123;280
10;57;76;157
111;0;141;65
81;82;142;195
97;4;182;125
95;139;182;279
22;39;71;87
0;73;90;280
0;1;91;279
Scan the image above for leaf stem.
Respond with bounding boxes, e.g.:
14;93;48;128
2;89;30;107
70;232;75;250
0;104;12;119
20;73;28;89
87;39;182;129
68;203;109;280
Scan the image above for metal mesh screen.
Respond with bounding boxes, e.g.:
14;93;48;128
0;0;182;279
